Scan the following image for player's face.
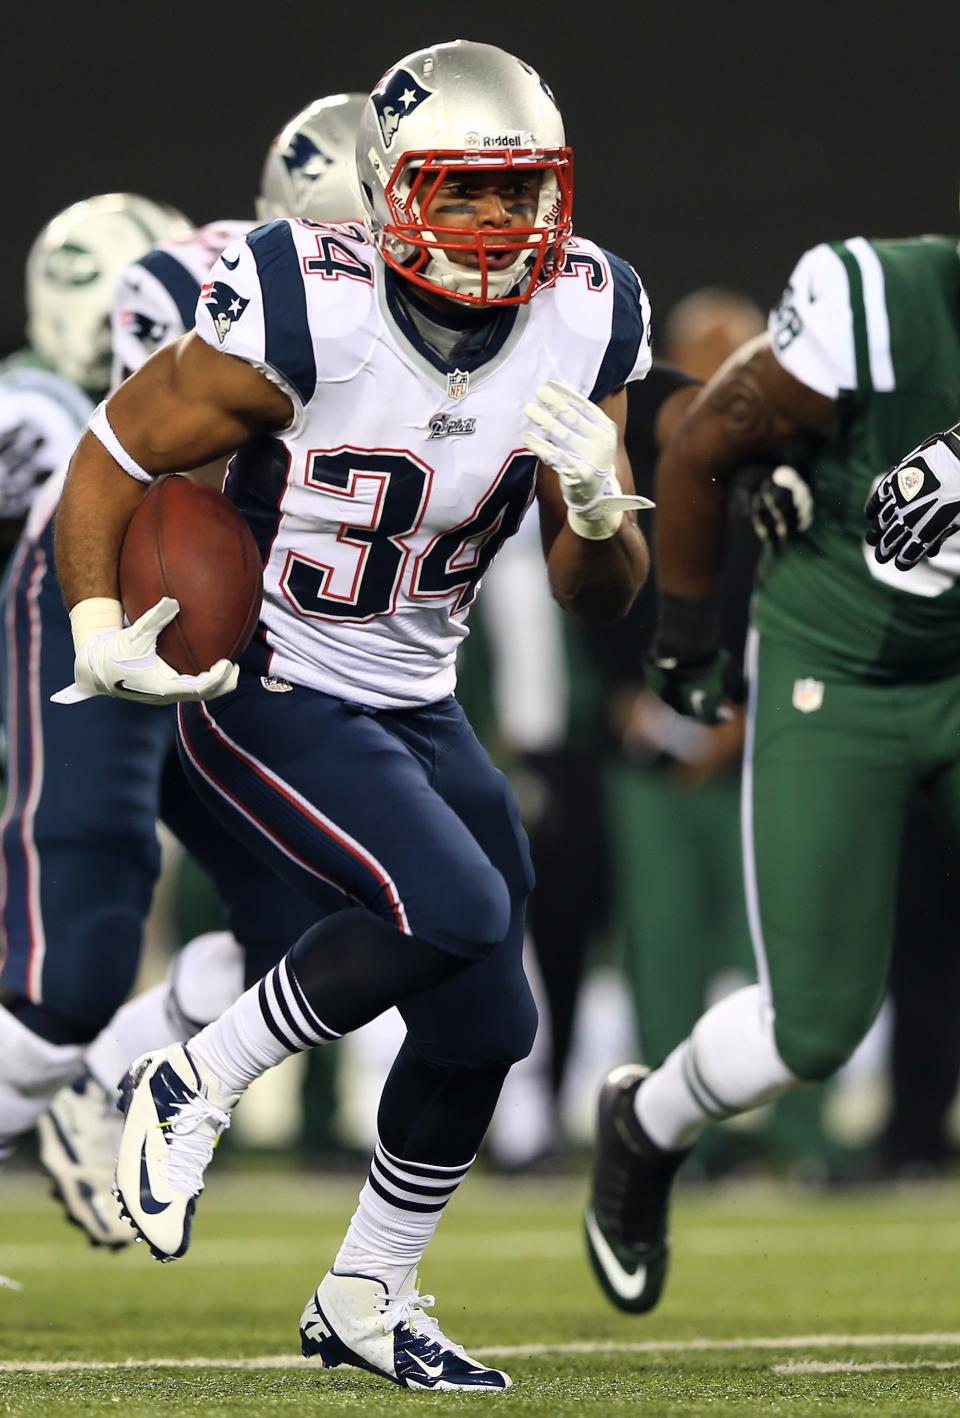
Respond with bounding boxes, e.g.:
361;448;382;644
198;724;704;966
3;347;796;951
419;169;542;273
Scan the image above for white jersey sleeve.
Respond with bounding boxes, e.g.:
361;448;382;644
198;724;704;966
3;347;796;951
768;242;857;399
110;220;254;389
193;221;316;434
110;260;188;388
582;246;652;400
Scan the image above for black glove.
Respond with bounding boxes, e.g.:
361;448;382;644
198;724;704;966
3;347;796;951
865;429;960;570
646;593;746;724
731;456;814;550
750;465;814;547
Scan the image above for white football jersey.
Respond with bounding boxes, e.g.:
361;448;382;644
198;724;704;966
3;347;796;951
0;358;93;537
110;220;253;387
194;219;651;708
23;221;255;543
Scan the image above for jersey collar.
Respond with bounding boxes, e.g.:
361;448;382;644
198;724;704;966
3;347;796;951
379;267;531;397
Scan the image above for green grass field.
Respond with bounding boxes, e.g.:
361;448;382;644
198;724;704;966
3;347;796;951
2;1167;960;1416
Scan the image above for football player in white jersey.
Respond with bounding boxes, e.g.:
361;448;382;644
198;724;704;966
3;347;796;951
0;99;365;1247
56;42;651;1391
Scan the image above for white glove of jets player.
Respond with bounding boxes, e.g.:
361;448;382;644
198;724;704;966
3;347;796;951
865;428;960;571
522;380;653;540
52;596;239;706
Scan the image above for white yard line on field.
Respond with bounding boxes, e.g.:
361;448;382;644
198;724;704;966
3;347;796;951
2;1334;960;1373
775;1359;960;1375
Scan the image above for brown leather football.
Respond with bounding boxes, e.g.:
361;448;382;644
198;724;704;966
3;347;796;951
119;475;262;675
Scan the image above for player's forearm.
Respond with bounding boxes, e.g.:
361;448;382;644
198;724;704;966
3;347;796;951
654;340;823;597
654;426;731;597
55;431;149;608
547;518;649;623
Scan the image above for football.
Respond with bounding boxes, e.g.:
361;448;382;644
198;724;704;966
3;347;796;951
119;474;262;675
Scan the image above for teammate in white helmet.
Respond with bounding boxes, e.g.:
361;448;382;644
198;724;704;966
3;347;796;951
0;98;365;1248
57;41;651;1391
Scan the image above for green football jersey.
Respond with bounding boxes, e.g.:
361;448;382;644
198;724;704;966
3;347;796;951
755;234;960;681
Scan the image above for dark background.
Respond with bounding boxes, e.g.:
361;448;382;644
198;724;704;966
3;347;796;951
1;0;956;351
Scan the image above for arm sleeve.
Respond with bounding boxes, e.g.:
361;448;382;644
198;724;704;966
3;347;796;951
590;252;653;402
768;243;856;398
194;221;317;424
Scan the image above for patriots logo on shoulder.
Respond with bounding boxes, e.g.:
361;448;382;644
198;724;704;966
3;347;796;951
372;68;433;150
280;131;335;209
120;309;170;354
200;281;250;344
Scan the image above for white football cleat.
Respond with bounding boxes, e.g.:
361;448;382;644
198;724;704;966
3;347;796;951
38;1069;130;1249
299;1271;512;1392
114;1044;238;1262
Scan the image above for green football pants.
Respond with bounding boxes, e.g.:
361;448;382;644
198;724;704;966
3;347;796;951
744;630;960;1082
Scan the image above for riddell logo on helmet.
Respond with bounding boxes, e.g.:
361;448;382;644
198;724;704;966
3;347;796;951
465;131;533;149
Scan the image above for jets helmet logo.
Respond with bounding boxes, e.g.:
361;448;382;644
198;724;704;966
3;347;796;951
372;68;433;150
200;281;250;344
280;132;335;209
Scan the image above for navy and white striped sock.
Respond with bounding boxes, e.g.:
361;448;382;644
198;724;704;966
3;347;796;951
189;952;340;1093
334;1138;475;1294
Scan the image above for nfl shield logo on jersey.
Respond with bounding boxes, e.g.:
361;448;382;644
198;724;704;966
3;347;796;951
372;68;434;151
792;677;824;713
446;369;470;401
201;281;250;344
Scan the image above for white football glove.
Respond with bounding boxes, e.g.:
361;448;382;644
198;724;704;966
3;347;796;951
865;428;960;570
52;596;239;706
522;380;653;540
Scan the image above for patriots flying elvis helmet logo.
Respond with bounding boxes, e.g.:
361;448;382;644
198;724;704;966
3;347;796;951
280;132;335;209
201;281;250;344
372;68;433;150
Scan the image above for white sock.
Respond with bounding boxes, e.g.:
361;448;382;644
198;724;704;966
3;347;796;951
84;932;246;1095
636;985;800;1151
189;953;339;1093
334;1137;474;1295
0;1006;83;1144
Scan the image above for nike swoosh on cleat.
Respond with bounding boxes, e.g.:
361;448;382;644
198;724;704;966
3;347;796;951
139;1142;171;1215
221;253;241;270
584;1207;648;1301
406;1352;445;1380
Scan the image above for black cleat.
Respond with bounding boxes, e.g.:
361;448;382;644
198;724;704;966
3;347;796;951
585;1063;690;1314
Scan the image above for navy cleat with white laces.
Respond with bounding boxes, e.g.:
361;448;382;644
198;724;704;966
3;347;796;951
300;1271;512;1392
114;1044;238;1262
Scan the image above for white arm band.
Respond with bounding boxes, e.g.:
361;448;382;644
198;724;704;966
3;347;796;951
88;402;153;484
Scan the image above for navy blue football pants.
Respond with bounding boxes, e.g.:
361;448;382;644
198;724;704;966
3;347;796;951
0;527;320;1040
178;677;537;1069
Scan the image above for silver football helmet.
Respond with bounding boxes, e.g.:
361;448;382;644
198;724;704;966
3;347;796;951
356;40;573;306
26;194;191;395
257;93;366;223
